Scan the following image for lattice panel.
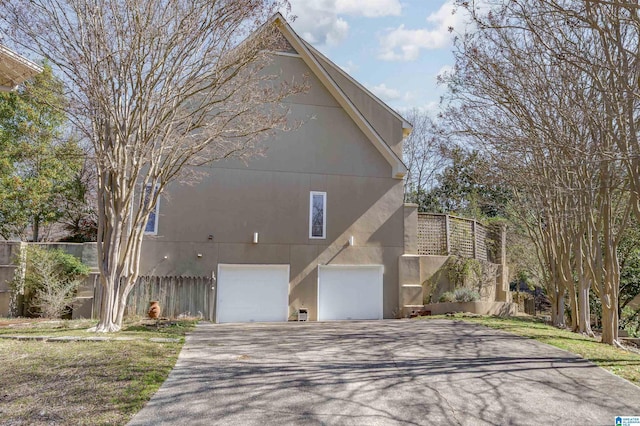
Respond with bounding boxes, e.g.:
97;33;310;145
417;213;493;261
449;217;474;258
417;214;447;255
475;225;488;262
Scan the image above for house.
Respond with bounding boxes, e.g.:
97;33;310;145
137;14;413;323
0;23;512;322
0;45;42;92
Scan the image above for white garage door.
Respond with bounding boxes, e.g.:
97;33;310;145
217;264;289;323
318;265;384;321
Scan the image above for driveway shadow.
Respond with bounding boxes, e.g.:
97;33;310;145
128;320;640;426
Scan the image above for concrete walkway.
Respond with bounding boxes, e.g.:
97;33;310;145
128;320;640;425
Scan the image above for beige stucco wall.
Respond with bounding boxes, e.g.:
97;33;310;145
312;53;406;158
140;171;405;320
0;242;21;316
140;54;406;320
423;301;516;316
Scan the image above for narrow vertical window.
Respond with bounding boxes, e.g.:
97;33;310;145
144;184;160;235
309;191;326;239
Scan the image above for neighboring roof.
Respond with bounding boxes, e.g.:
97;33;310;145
270;13;408;179
0;45;42;92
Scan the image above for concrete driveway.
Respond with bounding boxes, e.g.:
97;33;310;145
128;320;640;425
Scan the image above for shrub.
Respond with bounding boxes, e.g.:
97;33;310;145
454;288;480;302
15;246;90;318
438;288;481;303
446;256;482;288
439;291;456;303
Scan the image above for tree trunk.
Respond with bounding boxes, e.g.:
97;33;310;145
601;293;618;345
95;275;121;332
555;293;566;327
550;294;558;325
575;241;594;336
578;274;594;337
92;228;142;332
550;283;566;328
90;167;144;332
568;280;579;331
577;282;594;337
600;242;620;345
599;179;621;345
93;265;139;331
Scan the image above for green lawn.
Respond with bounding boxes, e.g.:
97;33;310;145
0;319;196;425
0;318;195;339
420;314;640;385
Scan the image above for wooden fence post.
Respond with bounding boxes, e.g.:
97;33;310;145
444;215;451;254
472;220;477;259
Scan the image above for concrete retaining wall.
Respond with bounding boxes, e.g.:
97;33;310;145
0;242;98;318
423;301;517;316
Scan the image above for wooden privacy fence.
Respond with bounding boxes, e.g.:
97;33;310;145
93;276;215;320
417;213;491;261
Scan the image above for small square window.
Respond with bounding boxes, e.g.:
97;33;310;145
309;191;326;239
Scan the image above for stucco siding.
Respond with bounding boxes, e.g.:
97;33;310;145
140;45;405;320
150;169;403;245
312;53;405;158
140;168;404;319
213;104;392;178
140;242;402;320
266;55;339;108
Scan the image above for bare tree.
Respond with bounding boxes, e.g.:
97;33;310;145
402;109;445;207
1;1;305;331
502;0;635;345
446;0;630;344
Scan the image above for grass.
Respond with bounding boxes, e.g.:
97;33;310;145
0;318;196;425
0;317;196;339
421;314;640;386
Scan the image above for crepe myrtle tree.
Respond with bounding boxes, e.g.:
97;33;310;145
448;0;631;344
1;0;306;331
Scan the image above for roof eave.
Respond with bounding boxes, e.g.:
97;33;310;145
273;15;406;179
300;38;413;131
0;45;42;91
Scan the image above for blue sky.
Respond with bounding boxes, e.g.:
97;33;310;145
285;0;466;114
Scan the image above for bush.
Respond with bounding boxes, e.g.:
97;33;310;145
15;246;90;318
454;288;480;302
439;291;456;303
438;288;481;303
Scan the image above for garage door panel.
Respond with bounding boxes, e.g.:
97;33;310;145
217;265;289;323
318;265;383;321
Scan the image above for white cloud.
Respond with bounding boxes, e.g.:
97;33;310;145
368;83;420;106
335;0;402;17
378;0;467;61
402;91;418;103
437;64;454;78
287;0;402;46
397;101;441;117
370;83;401;101
339;60;359;74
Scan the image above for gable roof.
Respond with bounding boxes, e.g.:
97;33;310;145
0;45;42;92
270;13;408;179
300;39;413;134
